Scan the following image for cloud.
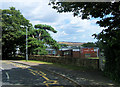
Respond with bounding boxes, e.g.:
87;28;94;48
1;0;103;42
0;0;45;2
50;30;69;41
61;31;68;35
76;30;85;32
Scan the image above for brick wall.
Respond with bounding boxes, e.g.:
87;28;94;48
29;55;99;69
72;51;81;58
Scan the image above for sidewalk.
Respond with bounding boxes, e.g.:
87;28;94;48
11;60;119;87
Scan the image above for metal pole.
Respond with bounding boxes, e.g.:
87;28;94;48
26;27;28;61
97;48;99;58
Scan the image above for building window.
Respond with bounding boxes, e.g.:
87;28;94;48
48;51;51;54
85;54;91;57
53;51;56;54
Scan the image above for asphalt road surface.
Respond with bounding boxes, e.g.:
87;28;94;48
1;61;75;87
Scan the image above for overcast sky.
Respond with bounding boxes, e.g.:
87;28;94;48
1;0;103;43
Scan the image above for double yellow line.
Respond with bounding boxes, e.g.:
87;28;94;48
10;62;62;87
28;68;59;87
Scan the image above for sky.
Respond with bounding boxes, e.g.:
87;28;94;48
1;0;104;43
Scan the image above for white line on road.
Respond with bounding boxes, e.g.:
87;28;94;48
5;72;10;80
0;67;4;70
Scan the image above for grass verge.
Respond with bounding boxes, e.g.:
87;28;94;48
21;60;53;64
87;57;99;59
21;60;95;71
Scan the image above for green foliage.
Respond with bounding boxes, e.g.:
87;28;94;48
2;7;60;58
95;29;120;82
28;24;60;55
59;44;68;48
34;24;57;33
2;7;32;58
81;42;98;47
50;2;120;83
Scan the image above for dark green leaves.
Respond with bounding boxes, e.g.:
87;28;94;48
28;24;59;55
81;42;98;47
2;7;32;58
35;24;57;33
50;1;120;82
2;7;59;58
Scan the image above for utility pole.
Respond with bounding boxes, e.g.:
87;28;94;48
97;48;99;58
26;27;28;61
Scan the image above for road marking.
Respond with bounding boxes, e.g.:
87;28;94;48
39;71;46;76
31;72;36;75
43;80;59;87
42;75;50;81
11;63;59;86
28;68;59;86
0;67;4;70
5;72;10;80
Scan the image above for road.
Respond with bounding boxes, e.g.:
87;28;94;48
1;61;75;87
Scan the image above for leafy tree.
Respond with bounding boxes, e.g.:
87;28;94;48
2;7;60;58
50;1;120;82
59;44;68;48
2;7;32;59
28;24;60;55
81;42;98;47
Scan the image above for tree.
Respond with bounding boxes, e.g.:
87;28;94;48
28;24;60;55
81;42;97;47
59;44;68;48
2;7;60;58
50;1;120;82
2;7;32;59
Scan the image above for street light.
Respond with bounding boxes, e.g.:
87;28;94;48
26;27;28;61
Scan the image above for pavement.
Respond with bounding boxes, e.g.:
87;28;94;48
10;60;120;87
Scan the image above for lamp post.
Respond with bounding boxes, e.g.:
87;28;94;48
26;27;28;61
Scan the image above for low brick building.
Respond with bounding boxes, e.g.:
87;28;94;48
72;49;81;58
46;48;56;56
80;47;99;58
57;48;72;57
46;47;99;58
